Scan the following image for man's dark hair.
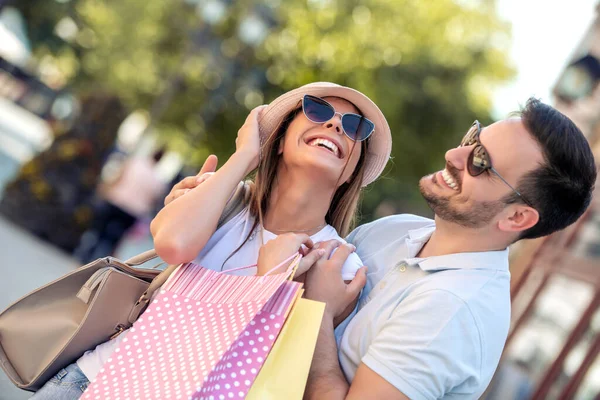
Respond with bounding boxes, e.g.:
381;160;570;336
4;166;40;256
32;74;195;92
505;98;597;240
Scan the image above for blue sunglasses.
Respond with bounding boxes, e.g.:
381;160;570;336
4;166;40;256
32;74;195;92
302;95;375;141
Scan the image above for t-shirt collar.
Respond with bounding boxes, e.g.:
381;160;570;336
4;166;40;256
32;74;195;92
403;224;510;272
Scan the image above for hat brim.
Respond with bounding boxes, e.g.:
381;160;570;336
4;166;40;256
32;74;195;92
258;82;391;187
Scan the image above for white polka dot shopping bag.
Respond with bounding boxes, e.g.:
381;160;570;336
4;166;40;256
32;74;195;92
81;254;303;400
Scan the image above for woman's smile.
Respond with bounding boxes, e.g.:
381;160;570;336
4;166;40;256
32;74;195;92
305;136;343;158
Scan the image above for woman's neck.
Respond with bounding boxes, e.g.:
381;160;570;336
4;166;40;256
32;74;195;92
262;168;334;235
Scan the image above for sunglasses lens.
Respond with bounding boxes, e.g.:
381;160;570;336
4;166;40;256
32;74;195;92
341;114;375;141
461;125;478;147
303;95;334;123
467;146;487;176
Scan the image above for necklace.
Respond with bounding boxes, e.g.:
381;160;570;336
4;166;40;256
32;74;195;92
269;222;328;234
248;222;327;241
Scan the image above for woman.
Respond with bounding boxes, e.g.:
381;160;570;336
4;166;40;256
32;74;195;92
31;82;391;399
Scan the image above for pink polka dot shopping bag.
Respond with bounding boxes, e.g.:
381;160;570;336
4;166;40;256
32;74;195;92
82;254;309;400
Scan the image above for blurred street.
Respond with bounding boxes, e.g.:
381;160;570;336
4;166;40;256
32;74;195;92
0;215;78;400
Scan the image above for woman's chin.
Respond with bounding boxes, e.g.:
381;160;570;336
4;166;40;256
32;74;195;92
304;162;348;184
283;152;351;184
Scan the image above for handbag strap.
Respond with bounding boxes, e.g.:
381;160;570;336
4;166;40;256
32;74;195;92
127;263;179;324
126;180;252;324
218;180;252;226
124;181;251;268
125;249;158;266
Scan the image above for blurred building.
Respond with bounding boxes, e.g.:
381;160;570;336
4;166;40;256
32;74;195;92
0;5;77;197
0;93;126;253
485;4;600;399
0;57;56;197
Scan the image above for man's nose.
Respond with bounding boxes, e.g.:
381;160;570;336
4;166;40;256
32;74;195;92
445;145;472;170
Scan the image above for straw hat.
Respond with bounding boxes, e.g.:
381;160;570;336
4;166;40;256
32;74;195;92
258;82;391;186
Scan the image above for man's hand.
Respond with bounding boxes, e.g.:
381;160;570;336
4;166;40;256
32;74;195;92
164;154;218;206
304;241;367;320
257;233;326;276
303;241;367;400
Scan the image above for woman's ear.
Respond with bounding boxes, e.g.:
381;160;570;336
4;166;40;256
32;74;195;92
277;138;284;155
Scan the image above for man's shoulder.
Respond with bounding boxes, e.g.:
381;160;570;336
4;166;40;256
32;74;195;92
347;214;433;244
407;278;509;316
407;266;511;319
392;271;511;355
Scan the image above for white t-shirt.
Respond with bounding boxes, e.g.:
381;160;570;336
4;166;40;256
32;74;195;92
77;206;362;381
338;215;511;399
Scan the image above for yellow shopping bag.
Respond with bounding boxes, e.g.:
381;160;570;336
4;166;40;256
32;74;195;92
246;297;325;400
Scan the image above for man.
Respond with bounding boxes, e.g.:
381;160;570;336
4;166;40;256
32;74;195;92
169;98;595;399
300;98;596;399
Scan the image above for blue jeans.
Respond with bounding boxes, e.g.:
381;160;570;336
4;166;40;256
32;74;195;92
30;363;90;400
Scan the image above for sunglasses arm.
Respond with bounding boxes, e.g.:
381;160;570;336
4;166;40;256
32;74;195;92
490;167;533;208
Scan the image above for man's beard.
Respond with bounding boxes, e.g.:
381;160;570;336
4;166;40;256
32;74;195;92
419;176;505;229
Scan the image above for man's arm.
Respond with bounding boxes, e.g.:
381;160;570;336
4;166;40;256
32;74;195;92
303;243;483;399
303;242;410;399
305;312;410;400
302;242;360;398
305;315;348;399
348;364;411;399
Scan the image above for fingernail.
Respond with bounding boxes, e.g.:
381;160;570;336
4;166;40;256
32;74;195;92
318;249;326;256
184;189;190;193
348;244;356;251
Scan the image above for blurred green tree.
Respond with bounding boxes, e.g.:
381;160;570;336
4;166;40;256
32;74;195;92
10;0;514;223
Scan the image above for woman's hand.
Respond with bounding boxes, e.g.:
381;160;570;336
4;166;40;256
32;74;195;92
257;233;326;276
163;105;265;207
164;155;218;206
235;105;267;172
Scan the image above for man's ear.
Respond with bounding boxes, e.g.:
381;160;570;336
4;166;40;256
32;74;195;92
498;205;539;233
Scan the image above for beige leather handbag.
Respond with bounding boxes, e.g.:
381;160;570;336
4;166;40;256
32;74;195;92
0;181;251;391
0;250;172;391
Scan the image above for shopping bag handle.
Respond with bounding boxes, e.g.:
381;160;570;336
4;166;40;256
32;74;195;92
262;252;301;277
218;252;301;279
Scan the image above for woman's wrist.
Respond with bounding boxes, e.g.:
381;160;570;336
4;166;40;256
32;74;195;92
232;149;259;175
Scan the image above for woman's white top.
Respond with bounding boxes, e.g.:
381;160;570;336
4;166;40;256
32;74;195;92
77;206;362;381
